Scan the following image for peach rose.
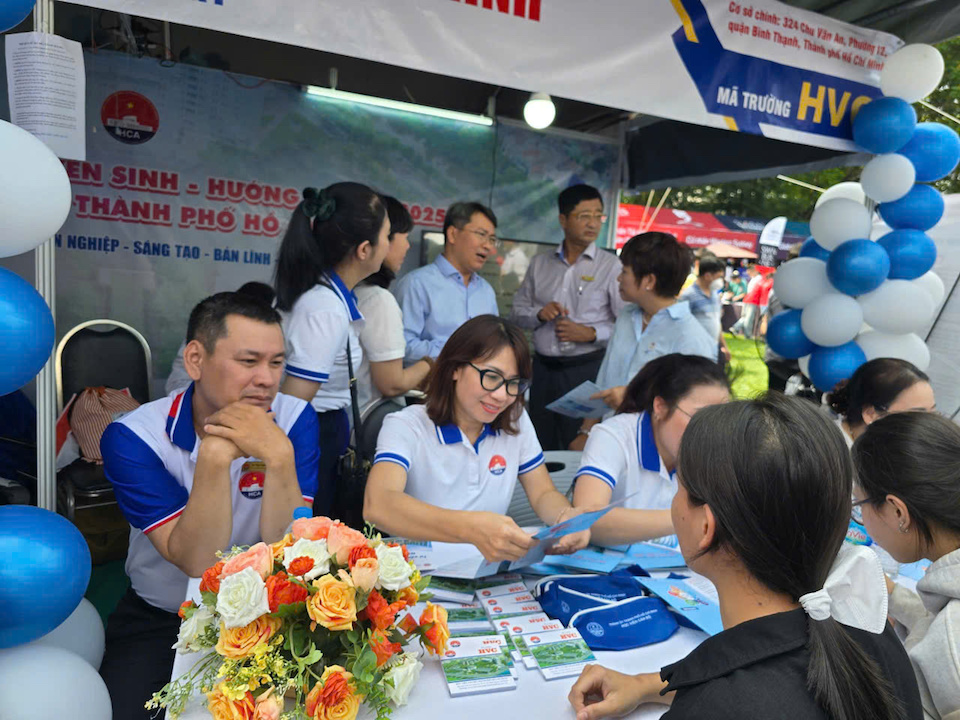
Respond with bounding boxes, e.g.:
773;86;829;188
215;616;281;659
306;575;357;632
419;603;450;656
221;542;273;580
206;683;256;720
326;524;368;565
269;534;295;563
254;688;282;720
293;516;335;541
395;585;419;608
305;666;363;720
350;557;379;592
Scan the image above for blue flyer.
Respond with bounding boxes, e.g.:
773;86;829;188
636;577;724;636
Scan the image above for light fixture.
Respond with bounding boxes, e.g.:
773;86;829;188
305;85;493;126
523;92;556;129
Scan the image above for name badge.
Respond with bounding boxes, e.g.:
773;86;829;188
239;461;266;499
580;275;595;282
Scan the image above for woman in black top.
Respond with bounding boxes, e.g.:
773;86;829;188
569;394;922;720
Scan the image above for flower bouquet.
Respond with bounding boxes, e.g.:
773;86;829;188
149;516;449;720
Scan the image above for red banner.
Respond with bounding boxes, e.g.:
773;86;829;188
615;204;759;252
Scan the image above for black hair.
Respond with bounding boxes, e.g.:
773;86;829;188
442;201;497;241
679;395;904;720
619;232;692;298
236;281;275;306
364;195;413;290
853;411;960;551
274;182;385;312
186;291;282;353
698;256;726;276
558;184;603;216
618;353;728;416
827;358;929;427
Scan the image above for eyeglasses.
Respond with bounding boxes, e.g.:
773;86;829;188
468;363;531;396
465;228;501;251
571;212;607;224
674;405;697;419
851;497;876;526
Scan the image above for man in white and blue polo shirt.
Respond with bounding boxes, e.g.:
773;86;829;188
98;292;319;720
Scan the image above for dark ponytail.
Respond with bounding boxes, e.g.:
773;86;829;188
617;353;729;416
274;182;385;311
678;395;904;720
826;358;928;427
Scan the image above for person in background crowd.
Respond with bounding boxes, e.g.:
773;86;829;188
354;196;432;414
725;270;747;302
679;247;708;294
394;201;499;363
756;267;776;337
679;254;730;364
853;412;960;720
274;182;389;516
729;264;762;338
827;358;935;448
99;292;319;720
569;394;922;720
364;315;590;562
510;184;624;450
165;281;276;395
573;354;730;546
571;232;716;449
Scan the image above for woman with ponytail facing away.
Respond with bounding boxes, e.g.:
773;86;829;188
275;183;390;518
569;394;922;720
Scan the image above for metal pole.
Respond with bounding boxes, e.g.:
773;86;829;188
34;0;57;512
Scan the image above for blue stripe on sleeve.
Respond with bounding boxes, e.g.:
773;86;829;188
574;465;617;489
284;365;330;382
518;452;545;475
373;452;410;471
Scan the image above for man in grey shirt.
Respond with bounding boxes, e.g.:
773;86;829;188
510;184;624;450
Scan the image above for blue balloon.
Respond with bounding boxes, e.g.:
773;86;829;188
0;268;55;395
0;506;91;649
899;123;960;182
799;237;831;262
766;309;816;359
852;97;917;154
0;0;34;33
826;239;891;296
808;342;867;393
876;229;937;280
879;184;945;231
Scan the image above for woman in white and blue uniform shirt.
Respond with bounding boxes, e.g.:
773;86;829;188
364;315;590;562
573;353;730;547
275;183;390;517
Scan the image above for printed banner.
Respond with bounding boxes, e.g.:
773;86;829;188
60;0;902;150
0;49;618;389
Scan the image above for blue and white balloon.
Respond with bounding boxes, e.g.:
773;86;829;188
880;44;946;103
809;198;873;251
815;182;866;209
860;153;915;203
801;294;863;347
858;279;935;335
898;123;960;183
799;237;831;261
855;330;931;372
0;268;55;396
826;239;890;296
876;229;937;280
766;309;816;359
808;342;867;393
0;0;34;34
773;257;833;309
878;184;945;231
852;97;917;154
912;270;945;307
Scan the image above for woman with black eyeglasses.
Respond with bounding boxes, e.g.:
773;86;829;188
363;315;590;562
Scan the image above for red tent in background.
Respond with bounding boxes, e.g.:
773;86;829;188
615;205;760;253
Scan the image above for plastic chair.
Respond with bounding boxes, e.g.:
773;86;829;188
506;450;582;527
54;320;152;521
356;398;405;463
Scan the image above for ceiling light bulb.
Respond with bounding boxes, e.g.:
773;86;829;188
524;92;556;129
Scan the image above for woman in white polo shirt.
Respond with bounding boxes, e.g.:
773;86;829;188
364;315;590;562
275;183;390;518
573;353;730;546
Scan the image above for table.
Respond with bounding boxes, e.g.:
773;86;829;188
169;577;707;720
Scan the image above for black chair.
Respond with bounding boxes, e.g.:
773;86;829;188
55;320;152;520
356;398;405;464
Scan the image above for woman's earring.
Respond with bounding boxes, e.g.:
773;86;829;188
898;520;908;534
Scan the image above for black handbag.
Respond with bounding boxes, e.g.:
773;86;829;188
333;337;371;531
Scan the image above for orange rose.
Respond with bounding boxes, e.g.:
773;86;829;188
395;585;419;608
419;603;450;656
215;616;281;659
306;575;357;632
200;561;225;594
179;600;197;619
254;688;282;720
369;629;401;667
347;544;377;569
397;613;418;634
292;516;334;541
221;542;273;580
265;571;309;612
326;524;368;565
206;683;256;720
269;534;295;563
360;590;403;631
350;557;378;592
305;666;363;720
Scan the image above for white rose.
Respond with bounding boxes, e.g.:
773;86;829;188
216;567;270;628
382;653;423;707
172;605;215;653
375;544;413;591
283;538;332;581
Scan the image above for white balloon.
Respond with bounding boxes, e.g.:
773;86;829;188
798;354;811;378
858;280;936;335
809;198;872;251
0;121;73;258
801;293;864;347
0;645;111;720
29;598;105;669
855;330;931;371
815;182;866;209
860;154;916;203
772;258;834;309
880;44;946;103
913;271;945;306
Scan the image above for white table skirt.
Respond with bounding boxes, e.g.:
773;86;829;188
168;578;706;720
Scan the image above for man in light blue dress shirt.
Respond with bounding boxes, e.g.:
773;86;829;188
394;201;500;362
